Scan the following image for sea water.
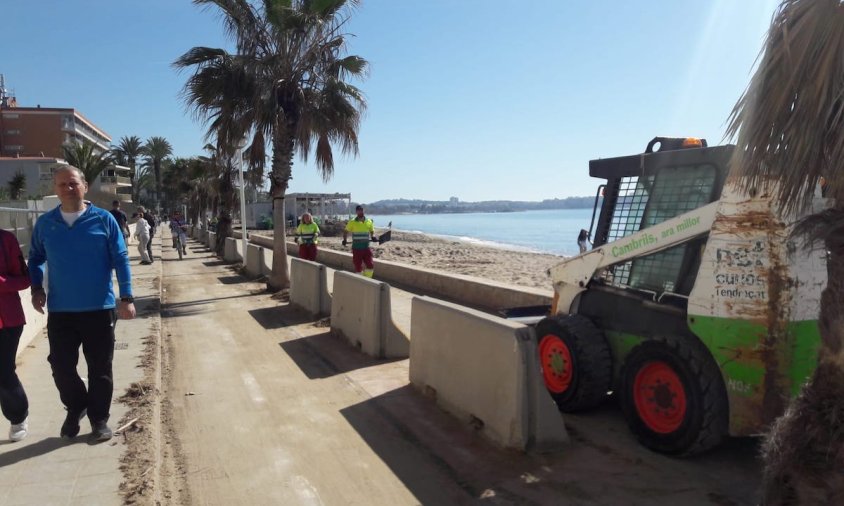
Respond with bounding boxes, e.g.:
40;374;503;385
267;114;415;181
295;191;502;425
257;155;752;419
369;208;595;256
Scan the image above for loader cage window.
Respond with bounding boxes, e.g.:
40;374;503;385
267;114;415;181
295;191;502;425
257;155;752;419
602;163;717;294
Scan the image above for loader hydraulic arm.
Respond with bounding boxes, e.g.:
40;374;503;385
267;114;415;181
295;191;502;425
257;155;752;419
549;201;719;315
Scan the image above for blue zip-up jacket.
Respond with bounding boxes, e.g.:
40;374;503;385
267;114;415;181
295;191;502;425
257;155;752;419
29;203;133;312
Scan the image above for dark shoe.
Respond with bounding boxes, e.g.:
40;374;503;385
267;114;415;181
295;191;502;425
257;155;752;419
183;248;187;255
60;408;87;439
89;420;113;443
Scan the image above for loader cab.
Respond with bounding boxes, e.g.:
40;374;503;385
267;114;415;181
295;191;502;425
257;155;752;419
587;137;733;300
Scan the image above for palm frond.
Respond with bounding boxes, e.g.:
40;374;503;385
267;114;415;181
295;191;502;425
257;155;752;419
62;141;115;185
726;0;844;212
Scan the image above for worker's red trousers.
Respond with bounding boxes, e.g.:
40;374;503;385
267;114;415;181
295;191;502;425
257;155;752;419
298;244;318;261
352;248;373;272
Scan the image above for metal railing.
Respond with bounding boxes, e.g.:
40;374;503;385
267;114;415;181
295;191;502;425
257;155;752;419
99;175;132;185
0;203;47;256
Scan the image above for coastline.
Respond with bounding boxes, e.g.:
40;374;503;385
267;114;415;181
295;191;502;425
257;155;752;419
314;230;565;290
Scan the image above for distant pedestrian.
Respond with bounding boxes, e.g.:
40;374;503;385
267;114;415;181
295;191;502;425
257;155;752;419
169;210;188;256
577;229;592;254
0;228;31;442
134;207;152;264
29;165;135;443
295;213;320;261
109;200;130;244
343;205;376;277
143;209;157;262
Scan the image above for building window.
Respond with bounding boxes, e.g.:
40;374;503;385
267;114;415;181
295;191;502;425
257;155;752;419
5;129;20;135
2;113;19;119
3;145;23;151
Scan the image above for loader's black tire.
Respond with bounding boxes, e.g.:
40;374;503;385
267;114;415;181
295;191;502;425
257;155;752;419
620;335;728;456
535;315;612;412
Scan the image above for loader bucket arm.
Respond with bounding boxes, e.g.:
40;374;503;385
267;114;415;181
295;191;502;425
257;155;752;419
549;201;719;315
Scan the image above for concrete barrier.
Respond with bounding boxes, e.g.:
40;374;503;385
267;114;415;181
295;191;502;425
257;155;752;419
18;303;48;358
409;296;567;452
290;258;331;317
245;243;264;278
207;232;217;251
330;271;409;359
245;233;552;312
272;237;551;312
223;237;242;262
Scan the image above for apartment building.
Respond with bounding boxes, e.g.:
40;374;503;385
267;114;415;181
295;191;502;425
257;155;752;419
0;156;65;198
0;106;132;201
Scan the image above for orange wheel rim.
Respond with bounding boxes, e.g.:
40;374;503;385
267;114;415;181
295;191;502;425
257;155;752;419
633;361;687;434
539;335;573;393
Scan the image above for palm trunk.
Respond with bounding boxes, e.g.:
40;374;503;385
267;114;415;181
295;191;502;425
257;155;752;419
154;161;162;209
761;207;844;505
129;160;137;204
267;118;296;292
215;162;235;257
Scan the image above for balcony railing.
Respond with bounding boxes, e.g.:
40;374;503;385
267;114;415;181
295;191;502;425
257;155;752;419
100;176;132;185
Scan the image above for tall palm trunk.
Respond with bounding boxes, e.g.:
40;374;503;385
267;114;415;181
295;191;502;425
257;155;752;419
215;162;235;257
268;117;296;291
761;207;844;505
154;161;162;208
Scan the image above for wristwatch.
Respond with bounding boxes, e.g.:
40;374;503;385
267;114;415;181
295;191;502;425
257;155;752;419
120;296;134;303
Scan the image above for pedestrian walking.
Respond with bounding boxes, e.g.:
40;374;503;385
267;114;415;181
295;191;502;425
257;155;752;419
109;200;130;244
29;165;136;443
134;207;152;264
169;210;188;256
0;228;31;442
295;212;320;261
343;205;377;277
143;209;157;262
577;229;592;254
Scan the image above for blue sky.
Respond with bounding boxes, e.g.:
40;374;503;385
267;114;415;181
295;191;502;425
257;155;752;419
1;0;779;203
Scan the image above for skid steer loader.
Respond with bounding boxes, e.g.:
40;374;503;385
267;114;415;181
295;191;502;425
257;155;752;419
536;137;829;455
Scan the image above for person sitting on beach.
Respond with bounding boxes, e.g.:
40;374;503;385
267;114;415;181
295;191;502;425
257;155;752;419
343;205;376;278
577;229;592;254
295;212;320;261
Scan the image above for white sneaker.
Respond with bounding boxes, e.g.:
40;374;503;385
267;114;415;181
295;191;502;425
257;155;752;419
9;417;28;442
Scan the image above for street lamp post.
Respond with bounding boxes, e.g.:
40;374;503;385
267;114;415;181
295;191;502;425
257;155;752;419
237;141;248;258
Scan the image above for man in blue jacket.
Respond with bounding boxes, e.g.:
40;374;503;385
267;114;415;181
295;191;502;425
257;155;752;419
29;165;135;443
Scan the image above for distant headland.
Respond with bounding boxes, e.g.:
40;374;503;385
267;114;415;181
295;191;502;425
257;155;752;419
362;196;594;214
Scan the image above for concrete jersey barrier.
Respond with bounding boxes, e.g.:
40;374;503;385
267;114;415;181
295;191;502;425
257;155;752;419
245;243;264;278
258;235;552;312
330;271;409;359
248;233;551;312
223;237;243;262
290;257;331;317
409;296;568;452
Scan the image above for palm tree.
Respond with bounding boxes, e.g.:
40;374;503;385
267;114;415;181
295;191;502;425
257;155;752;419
725;0;844;503
174;0;368;290
161;157;194;210
116;135;144;202
8;171;26;200
142;136;174;206
62;141;114;186
191;144;226;239
185;154;219;230
134;163;156;207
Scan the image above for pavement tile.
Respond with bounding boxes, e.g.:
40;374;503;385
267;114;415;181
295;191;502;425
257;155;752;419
71;472;122;499
5;479;75;505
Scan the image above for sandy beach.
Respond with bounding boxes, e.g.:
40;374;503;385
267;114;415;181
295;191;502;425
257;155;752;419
312;230;565;290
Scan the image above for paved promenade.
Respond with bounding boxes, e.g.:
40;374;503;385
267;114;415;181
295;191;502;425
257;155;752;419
0;236;161;505
0;231;762;505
